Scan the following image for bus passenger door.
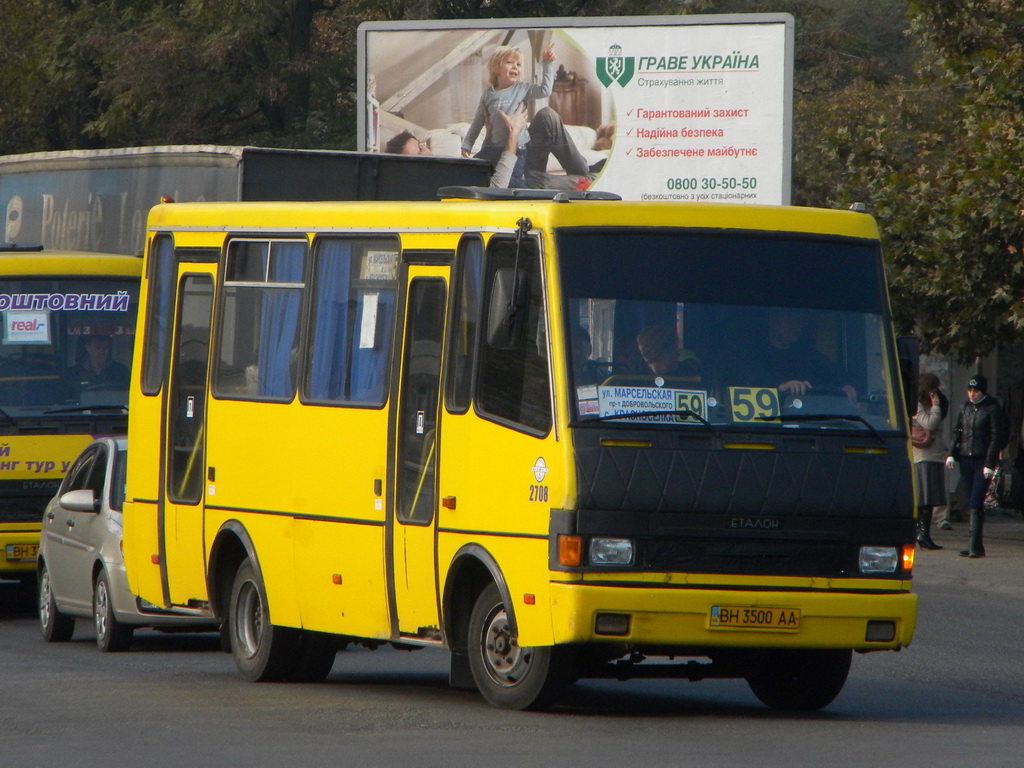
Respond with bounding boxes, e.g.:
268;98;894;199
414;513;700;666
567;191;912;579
161;271;214;607
390;272;447;640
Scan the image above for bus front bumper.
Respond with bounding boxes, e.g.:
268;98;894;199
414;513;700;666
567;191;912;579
548;581;917;651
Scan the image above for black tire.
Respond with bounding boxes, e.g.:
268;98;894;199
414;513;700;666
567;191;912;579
218;623;232;653
467;583;568;710
94;569;134;653
228;560;299;682
38;563;75;643
288;631;337;683
746;649;852;711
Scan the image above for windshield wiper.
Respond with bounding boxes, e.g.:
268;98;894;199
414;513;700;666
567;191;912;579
43;405;128;415
586;408;715;431
756;412;883;443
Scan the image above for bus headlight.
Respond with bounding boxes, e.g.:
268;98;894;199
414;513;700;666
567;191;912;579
859;546;899;573
590;538;634;566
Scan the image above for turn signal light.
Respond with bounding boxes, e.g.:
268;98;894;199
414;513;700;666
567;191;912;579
558;535;582;567
902;544;915;575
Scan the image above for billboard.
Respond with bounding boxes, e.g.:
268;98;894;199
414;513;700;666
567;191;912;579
358;14;793;204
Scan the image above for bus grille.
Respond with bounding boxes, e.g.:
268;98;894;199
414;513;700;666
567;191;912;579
0;491;57;523
642;538;855;577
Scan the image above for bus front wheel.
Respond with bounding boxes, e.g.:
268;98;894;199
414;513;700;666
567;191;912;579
228;560;299;682
467;583;568;710
745;649;852;711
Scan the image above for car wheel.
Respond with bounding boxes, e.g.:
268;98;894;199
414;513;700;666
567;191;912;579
94;569;134;652
467;583;569;710
228;559;299;682
745;649;852;711
38;562;75;642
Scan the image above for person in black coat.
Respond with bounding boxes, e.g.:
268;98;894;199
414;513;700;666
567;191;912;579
946;374;1008;557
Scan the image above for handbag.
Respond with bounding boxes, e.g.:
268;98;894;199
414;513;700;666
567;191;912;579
911;424;934;449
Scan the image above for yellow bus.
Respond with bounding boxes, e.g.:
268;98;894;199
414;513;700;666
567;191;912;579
0;245;140;584
123;189;918;710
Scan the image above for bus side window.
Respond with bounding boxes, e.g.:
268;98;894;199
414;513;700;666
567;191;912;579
476;236;551;435
304;236;398;407
213;240;305;401
140;235;175;395
445;235;483;414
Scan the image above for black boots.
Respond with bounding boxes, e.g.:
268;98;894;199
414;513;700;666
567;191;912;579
916;508;942;550
958;507;986;558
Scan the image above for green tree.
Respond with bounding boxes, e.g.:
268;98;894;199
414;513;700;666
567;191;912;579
0;0;103;153
868;0;1024;362
87;0;344;147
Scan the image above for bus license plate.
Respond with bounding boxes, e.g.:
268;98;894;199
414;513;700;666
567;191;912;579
710;605;800;631
5;544;39;562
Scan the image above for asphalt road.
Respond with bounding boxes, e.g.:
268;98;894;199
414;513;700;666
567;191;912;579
2;518;1023;767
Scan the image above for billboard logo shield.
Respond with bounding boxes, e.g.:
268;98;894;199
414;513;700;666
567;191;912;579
596;44;635;87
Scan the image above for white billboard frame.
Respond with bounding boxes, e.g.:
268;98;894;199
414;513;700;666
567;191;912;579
358;14;793;204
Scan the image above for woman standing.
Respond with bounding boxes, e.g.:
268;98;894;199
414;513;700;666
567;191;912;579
913;373;948;550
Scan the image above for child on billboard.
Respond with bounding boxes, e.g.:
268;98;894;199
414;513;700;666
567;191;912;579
461;44;556;188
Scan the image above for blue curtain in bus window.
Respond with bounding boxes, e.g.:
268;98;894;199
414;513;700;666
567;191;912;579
349;288;394;403
309;239;352;401
257;242;304;398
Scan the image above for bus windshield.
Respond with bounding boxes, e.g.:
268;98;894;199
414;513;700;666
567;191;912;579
557;228;900;433
0;277;138;417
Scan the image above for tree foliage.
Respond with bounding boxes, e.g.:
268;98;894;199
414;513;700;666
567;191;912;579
872;1;1024;362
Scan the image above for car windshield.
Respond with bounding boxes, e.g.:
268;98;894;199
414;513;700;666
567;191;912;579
0;277;137;417
557;228;901;433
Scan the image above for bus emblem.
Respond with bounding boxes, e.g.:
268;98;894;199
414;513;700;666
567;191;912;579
531;457;549;483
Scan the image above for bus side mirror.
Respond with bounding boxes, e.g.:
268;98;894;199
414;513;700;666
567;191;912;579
896;336;919;418
486;269;529;350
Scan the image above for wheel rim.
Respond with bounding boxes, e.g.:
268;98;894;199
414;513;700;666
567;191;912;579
235;578;263;660
94;578;110;640
479;603;533;688
39;569;53;630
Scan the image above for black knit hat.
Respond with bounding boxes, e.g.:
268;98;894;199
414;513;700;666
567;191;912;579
968;374;987;393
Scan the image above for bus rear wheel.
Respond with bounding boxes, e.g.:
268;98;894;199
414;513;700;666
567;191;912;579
745;649;852;711
228;560;299;682
467;583;568;710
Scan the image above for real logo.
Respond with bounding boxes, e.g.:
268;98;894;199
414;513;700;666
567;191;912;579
596;44;635;88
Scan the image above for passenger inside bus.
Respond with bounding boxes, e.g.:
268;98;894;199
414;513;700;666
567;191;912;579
68;335;129;393
636;326;702;383
744;309;856;401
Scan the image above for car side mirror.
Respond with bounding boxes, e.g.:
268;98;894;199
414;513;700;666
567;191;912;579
60;488;100;513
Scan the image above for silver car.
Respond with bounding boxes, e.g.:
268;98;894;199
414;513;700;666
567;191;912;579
38;437;215;651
